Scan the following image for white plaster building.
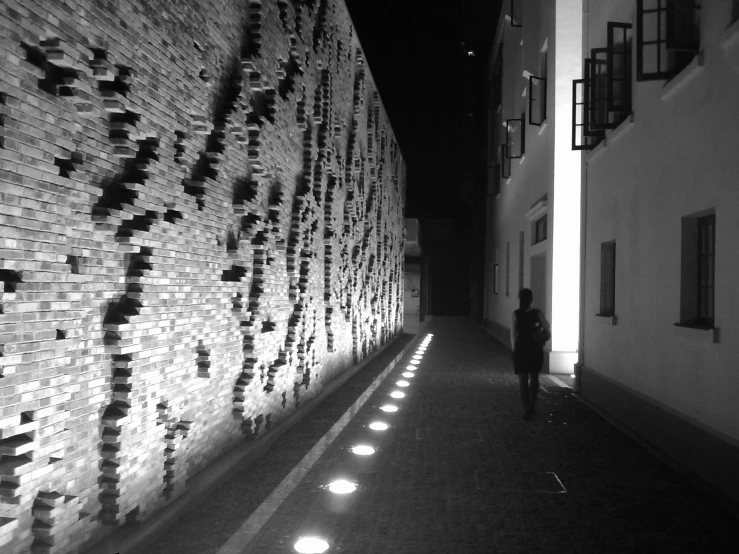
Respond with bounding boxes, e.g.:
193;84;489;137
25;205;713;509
484;0;584;375
486;0;739;505
576;0;739;504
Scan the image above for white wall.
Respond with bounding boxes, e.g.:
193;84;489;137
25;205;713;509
583;2;739;441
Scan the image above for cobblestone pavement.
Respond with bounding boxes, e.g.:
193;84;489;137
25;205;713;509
144;321;738;554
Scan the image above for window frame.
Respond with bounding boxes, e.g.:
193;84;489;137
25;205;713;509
696;213;715;328
501;145;511;178
532;215;547;245
505;115;525;159
679;210;715;329
492;47;503;110
636;0;701;82
588;48;610;131
510;0;523;27
528;75;547;126
607;22;633;114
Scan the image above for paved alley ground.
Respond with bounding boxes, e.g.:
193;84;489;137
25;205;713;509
140;320;738;554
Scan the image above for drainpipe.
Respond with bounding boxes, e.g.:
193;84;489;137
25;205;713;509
574;0;590;394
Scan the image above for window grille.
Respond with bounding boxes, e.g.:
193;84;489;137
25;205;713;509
637;0;700;81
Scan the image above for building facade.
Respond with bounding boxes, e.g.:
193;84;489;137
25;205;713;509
486;0;739;504
576;0;739;504
484;0;584;374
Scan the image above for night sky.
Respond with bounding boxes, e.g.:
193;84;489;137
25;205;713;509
344;0;502;218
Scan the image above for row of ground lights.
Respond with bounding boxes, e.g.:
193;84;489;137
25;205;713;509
293;334;434;553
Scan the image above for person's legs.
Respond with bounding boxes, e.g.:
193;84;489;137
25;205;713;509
529;372;540;414
518;373;530;413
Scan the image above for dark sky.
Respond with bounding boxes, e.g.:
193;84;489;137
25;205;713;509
344;0;502;218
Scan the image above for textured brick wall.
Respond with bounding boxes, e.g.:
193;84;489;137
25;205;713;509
0;1;405;551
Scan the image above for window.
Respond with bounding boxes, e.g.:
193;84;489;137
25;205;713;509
607;23;633;115
510;0;522;27
529;44;548;126
491;163;501;195
599;241;616;316
493;264;500;294
528;76;546;125
501;145;511;178
572;77;596;150
505;242;511;296
637;0;701;81
588;48;610;131
696;214;715;327
492;47;503;110
505;115;525;158
679;211;715;328
532;215;547;245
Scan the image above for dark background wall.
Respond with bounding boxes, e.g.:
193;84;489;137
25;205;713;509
0;1;404;552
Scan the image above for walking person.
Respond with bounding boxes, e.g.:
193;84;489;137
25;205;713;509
510;288;551;420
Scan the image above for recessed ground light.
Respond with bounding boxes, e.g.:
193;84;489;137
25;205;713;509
412;355;423;360
294;536;330;553
327;479;357;494
396;380;409;387
369;421;389;431
351;445;375;456
406;365;416;370
402;372;414;378
410;360;420;365
390;391;405;399
380;404;398;412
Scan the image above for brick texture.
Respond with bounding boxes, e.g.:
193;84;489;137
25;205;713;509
0;1;406;552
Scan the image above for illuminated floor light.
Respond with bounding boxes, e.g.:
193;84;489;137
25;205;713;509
327;479;357;494
294;536;330;553
390;391;405;399
351;445;375;456
369;421;389;431
380;404;398;412
406;365;416;370
396;380;409;387
410;360;420;365
412;355;423;360
402;372;414;378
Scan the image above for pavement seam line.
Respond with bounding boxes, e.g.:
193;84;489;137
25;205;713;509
215;337;420;554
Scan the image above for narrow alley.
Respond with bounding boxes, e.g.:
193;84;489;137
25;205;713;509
128;320;737;553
